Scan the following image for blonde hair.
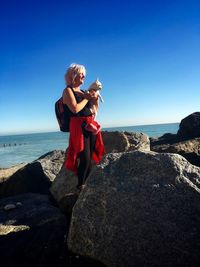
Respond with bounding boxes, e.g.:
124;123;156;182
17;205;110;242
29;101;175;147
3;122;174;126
64;63;86;86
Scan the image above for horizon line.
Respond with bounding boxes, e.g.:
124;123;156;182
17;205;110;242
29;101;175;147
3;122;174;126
0;121;179;137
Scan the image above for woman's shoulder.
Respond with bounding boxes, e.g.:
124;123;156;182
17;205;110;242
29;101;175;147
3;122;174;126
65;86;73;91
63;86;73;95
62;87;73;101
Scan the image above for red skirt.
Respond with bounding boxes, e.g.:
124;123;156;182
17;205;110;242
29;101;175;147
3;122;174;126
65;116;105;173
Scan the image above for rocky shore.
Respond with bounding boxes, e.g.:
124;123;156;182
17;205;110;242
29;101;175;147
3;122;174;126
150;112;200;167
0;112;200;267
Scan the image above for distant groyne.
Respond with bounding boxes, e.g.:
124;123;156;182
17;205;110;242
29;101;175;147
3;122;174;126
0;143;27;148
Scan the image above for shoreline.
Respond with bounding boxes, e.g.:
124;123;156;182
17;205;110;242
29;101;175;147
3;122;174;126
0;122;179;169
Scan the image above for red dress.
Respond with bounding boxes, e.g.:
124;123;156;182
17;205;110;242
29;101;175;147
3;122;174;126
65;115;105;174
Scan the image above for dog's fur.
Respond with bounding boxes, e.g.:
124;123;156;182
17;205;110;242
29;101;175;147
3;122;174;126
86;79;103;116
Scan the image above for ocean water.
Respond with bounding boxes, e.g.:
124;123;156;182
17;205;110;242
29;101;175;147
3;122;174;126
0;123;179;168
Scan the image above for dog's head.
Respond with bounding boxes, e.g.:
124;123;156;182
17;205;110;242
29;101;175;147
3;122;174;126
87;79;102;91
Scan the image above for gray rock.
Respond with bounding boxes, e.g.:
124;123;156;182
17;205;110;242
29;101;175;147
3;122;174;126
150;112;200;147
151;137;200;167
0;150;65;199
3;203;16;211
102;131;150;153
0;163;27;182
150;133;178;146
50;164;81;214
177;112;200;139
68;151;200;267
150;113;200;167
0;193;67;267
36;149;65;181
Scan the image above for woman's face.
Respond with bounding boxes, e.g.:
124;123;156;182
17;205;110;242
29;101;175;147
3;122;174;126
74;70;85;86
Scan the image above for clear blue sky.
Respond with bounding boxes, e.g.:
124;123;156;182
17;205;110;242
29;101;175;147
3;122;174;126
0;0;200;135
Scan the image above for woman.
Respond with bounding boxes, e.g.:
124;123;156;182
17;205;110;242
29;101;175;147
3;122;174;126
63;63;105;192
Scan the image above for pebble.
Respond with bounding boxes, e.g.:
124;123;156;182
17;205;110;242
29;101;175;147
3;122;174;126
4;204;16;211
3;202;22;211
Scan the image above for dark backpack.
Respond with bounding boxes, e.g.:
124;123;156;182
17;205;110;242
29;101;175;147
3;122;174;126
55;87;73;132
55;97;69;132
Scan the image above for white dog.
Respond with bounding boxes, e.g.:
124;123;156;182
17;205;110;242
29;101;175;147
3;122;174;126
86;79;103;116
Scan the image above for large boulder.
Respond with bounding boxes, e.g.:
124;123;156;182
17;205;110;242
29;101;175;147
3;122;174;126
102;131;150;153
150;133;178;146
0;163;27;182
68;151;200;267
34;149;65;181
151;137;200;167
177;112;200;139
50;132;150;214
0;150;65;198
150;112;200;146
0;193;68;267
50;165;79;214
150;113;200;167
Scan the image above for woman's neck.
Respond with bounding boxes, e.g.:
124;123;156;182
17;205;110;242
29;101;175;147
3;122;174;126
73;86;80;91
72;82;81;91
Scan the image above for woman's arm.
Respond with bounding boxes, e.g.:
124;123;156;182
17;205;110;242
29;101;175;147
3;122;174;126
62;87;90;114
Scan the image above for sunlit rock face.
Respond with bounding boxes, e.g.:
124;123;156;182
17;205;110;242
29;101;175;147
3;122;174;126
68;151;200;267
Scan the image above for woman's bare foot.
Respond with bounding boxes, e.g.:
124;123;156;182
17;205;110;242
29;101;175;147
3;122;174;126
80;184;86;191
77;184;86;192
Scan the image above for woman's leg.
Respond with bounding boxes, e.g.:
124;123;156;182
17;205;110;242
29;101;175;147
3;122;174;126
77;131;91;187
85;133;97;179
77;131;97;187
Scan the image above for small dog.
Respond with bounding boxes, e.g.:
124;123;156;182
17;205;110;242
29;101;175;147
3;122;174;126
83;79;103;135
86;79;103;116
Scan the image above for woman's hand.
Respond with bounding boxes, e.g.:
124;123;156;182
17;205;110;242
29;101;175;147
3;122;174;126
84;91;98;101
84;92;93;100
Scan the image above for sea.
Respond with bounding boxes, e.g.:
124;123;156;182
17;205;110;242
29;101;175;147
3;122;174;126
0;123;179;168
